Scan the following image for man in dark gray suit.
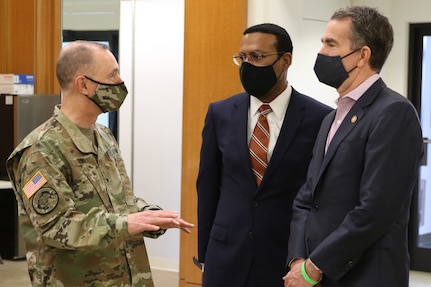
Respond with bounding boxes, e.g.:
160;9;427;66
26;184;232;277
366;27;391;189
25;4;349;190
197;23;332;287
284;6;423;287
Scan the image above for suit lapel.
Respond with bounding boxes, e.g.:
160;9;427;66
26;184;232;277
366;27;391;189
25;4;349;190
231;93;256;183
260;90;305;186
322;108;365;165
314;79;387;191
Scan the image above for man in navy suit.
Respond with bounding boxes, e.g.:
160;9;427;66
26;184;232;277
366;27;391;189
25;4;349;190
197;23;332;287
283;6;423;287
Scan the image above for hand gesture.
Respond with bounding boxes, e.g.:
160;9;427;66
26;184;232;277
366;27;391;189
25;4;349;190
128;210;194;235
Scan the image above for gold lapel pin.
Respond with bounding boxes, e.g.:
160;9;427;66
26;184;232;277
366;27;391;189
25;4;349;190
351;115;358;124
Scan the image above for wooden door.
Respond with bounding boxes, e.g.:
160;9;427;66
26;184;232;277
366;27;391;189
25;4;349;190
180;0;247;286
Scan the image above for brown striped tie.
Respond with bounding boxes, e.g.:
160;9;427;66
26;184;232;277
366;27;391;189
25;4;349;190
249;104;272;185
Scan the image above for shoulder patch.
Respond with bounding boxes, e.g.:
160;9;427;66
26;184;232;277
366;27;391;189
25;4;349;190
32;188;59;215
23;171;47;199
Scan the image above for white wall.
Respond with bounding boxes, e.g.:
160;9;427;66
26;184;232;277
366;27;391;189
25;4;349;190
419;38;431;234
249;0;431;104
384;0;431;96
119;0;185;271
247;0;352;107
116;0;431;272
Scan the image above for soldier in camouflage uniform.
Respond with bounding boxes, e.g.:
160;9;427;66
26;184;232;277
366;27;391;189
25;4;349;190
6;40;194;287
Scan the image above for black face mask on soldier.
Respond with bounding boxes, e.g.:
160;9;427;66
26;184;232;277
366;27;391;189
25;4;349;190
313;49;360;89
239;57;283;98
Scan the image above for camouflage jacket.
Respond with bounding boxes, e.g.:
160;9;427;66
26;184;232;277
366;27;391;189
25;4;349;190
6;106;162;287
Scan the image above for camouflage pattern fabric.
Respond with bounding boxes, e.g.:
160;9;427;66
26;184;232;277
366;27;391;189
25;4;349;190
7;106;163;287
90;81;128;113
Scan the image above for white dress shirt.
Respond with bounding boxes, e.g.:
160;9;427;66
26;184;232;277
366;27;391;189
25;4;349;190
248;84;292;162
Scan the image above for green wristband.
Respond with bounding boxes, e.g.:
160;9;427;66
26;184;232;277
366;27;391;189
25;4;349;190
301;260;320;285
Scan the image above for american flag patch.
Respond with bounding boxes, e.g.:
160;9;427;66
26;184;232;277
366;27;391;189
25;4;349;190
23;171;47;199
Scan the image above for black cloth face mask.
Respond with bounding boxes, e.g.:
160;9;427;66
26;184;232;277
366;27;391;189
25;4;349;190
239;57;282;98
313;49;360;88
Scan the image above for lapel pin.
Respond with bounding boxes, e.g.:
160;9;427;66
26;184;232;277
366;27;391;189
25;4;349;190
351;115;358;124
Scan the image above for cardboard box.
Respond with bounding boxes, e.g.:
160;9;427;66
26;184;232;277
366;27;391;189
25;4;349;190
0;74;34;95
0;74;14;85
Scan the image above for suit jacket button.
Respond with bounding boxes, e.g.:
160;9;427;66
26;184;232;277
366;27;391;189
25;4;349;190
248;231;254;239
252;201;259;208
312;204;319;212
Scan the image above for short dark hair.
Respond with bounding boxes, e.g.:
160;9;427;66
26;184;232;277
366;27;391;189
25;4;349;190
243;23;293;54
331;6;393;72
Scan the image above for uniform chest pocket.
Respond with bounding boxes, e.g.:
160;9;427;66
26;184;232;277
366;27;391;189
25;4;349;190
70;155;113;212
70;153;136;213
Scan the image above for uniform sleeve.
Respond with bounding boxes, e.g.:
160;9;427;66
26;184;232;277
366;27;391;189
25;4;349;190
136;199;167;239
8;148;131;250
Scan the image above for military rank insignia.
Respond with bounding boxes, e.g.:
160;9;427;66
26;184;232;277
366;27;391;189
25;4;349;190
32;188;59;215
23;171;47;199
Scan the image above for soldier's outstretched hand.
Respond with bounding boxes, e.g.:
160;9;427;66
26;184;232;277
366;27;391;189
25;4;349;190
128;210;194;235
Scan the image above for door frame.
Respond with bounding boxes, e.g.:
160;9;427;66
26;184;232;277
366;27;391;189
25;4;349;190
407;22;431;272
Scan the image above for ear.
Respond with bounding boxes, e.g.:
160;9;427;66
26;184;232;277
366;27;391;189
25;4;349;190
75;75;90;95
357;46;371;68
281;52;292;71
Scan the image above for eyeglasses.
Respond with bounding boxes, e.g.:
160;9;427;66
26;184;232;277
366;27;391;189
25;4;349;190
232;51;285;66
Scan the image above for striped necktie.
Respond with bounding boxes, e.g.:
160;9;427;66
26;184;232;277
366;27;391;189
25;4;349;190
249;104;272;186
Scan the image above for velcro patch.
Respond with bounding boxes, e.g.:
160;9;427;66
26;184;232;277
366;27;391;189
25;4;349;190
23;171;47;199
32;188;59;215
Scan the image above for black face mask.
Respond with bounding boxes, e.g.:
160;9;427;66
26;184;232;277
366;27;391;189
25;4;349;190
313;49;359;88
239;58;282;98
